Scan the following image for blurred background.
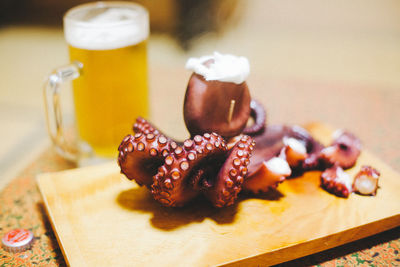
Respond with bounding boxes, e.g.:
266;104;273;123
0;0;399;187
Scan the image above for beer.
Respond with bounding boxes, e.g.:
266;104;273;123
64;2;149;157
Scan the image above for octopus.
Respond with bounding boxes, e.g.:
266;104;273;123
119;124;254;207
119;115;324;206
320;164;381;199
320;130;362;169
239;123;325;194
118;55;375;207
320;165;353;198
353;165;380;196
119;115;367;206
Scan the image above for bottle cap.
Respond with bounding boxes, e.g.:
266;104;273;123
2;229;34;253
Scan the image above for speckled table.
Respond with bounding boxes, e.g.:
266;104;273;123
1;78;399;266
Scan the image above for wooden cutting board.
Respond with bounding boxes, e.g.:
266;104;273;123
36;123;400;267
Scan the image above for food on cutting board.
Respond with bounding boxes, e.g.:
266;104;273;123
118;52;380;207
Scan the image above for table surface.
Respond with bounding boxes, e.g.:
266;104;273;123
1;1;400;265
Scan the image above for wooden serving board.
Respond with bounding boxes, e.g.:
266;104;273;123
37;123;400;267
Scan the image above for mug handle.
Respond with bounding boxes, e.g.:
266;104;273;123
43;61;82;161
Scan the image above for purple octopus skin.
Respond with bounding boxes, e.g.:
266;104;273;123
183;73;251;139
120;117;257;207
118;133;175;188
150;133;255;208
132;117;323;184
320;165;352;198
248;125;324;176
151;133;227;207
243;99;267;136
123;117;356;206
203;135;255;207
320;130;362;169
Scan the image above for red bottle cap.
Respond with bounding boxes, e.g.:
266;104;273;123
2;229;34;253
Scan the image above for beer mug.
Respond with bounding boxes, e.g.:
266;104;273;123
44;2;149;165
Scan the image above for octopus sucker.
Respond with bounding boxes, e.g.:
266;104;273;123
204;135;254;207
151;133;227;207
118;133;174;188
353;165;380;196
133;117;161;135
320;165;352;198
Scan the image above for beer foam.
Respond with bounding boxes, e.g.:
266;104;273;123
64;4;148;50
185;52;250;84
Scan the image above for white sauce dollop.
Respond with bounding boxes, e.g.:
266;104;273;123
185;52;250;84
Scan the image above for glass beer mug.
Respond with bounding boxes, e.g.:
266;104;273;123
44;2;149;165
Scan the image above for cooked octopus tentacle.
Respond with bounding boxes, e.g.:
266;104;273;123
243;99;266;136
118;133;174;188
204;135;255;207
151;133;227;207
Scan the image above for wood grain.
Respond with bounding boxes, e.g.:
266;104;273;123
37;123;400;267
